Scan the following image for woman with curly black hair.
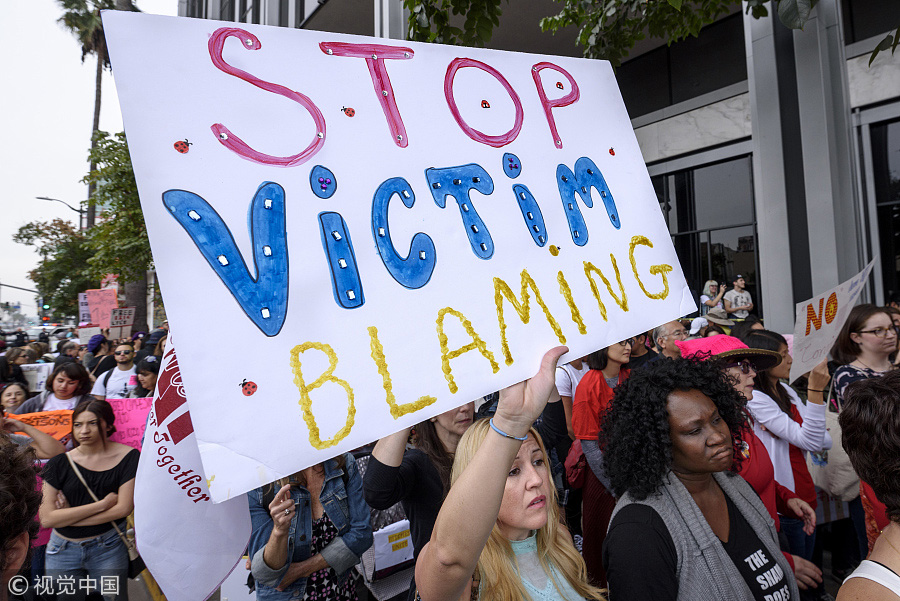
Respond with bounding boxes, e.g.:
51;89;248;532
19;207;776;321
601;357;800;601
0;439;42;598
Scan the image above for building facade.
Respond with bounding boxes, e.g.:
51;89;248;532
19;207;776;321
179;0;900;333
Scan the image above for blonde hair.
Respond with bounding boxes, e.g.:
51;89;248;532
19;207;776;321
451;419;604;601
702;280;718;298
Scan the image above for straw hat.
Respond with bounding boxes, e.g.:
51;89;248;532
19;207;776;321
675;335;782;372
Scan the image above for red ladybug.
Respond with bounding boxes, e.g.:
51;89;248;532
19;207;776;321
240;379;257;396
174;139;192;154
556;82;564;90
481;100;490;109
609;147;615;156
342;107;355;117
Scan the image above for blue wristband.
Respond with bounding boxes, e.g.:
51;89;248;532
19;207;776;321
489;418;527;441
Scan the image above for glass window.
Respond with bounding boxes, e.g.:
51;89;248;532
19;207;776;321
617;47;670;118
871;119;900;299
186;0;207;18
842;0;900;44
219;0;235;21
690;157;755;230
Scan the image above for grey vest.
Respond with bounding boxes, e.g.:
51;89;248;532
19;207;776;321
609;471;800;601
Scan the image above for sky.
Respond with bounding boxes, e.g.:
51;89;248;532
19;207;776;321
0;1;177;319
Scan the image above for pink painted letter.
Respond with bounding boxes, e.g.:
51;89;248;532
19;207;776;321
531;62;580;149
444;58;523;148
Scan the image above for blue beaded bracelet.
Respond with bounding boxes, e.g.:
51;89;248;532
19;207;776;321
489;417;527;441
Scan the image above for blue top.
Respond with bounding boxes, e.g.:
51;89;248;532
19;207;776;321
480;533;584;601
248;454;373;600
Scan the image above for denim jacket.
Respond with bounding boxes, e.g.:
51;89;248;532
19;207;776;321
248;453;373;600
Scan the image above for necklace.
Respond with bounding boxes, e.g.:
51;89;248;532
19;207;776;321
853;358;891;373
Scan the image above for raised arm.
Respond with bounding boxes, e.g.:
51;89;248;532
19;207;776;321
364;427;417;509
4;418;65;459
414;347;566;601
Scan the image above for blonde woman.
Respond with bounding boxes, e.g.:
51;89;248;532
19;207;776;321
414;347;605;601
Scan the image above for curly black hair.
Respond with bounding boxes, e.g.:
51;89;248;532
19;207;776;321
600;357;749;500
0;437;41;571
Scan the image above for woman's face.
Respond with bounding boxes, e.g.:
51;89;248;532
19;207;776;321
851;312;897;358
137;370;157;392
769;344;792;381
725;361;757;400
667;389;733;476
432;402;475;450
52;374;80;400
496;435;551;541
13;354;29;366
1;385;26;410
73;410;107;446
606;339;633;365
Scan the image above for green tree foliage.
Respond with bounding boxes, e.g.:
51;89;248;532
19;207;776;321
83;130;153;283
406;0;505;46
12;219;98;319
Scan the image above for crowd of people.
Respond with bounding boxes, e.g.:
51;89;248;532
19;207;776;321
3;299;900;601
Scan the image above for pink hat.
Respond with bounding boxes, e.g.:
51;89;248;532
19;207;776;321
675;335;782;371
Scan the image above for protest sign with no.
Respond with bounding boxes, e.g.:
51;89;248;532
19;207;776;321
104;12;695;501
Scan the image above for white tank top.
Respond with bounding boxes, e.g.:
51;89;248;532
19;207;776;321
844;560;900;595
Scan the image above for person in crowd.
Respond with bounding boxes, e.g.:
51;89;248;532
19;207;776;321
650;321;687;361
13;328;29;348
724;274;754;319
0;347;30;387
39;399;139;600
248;454;373;601
675;336;823;588
603;357;801;600
2;402;66;459
730;315;765;341
700;280;727;315
627;331;657;370
548;355;589;536
55;341;80;369
38;330;50;344
0;439;42;601
128;356;160;398
836;370;900;600
85;335;115;381
744;330;833;590
152;334;167;360
142;328;166;360
131;332;150;363
364;402;475;600
553;356;589;460
15;363;93;415
688;317;709;338
572;339;631;585
1;381;28;412
28;342;51;363
414;346;605;601
92;344;138;401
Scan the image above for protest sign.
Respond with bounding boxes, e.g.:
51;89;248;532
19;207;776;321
104;12;694;501
78;292;92;324
13;410;73;444
107;396;153;451
134;335;251;601
109;306;137;339
20;363;53;393
77;326;102;341
86;288;119;329
789;260;875;383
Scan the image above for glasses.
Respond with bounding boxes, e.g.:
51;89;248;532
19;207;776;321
857;327;899;339
114;350;133;356
617;338;635;347
725;359;755;375
664;329;688;340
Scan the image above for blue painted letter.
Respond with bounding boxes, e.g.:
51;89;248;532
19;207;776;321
372;177;436;289
163;182;288;336
318;212;365;309
425;164;494;259
557;157;621;246
512;184;547;247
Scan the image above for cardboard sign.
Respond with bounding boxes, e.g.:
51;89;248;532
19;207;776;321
107;396;153;451
789;260;875;382
86;288;119;329
13;410;73;444
20;363;54;393
372;519;414;576
77;326;102;342
104;12;694;501
78;292;92;324
109;307;137;339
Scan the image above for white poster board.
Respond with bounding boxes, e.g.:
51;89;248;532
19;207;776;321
109;306;137;339
78;293;91;324
104;12;694;501
21;363;54;393
77;326;102;342
789;260;875;383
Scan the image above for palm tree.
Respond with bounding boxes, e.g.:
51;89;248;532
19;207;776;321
56;0;139;228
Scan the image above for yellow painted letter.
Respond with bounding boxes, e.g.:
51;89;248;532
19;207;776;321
494;270;566;366
583;255;629;321
368;326;437;418
558;270;587;335
436;307;500;393
290;342;355;449
629;235;673;300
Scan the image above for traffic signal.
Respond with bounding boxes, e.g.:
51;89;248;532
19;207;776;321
41;316;50;322
42;303;50;310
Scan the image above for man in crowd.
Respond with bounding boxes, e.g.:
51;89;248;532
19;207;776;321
650;321;687;361
91;343;137;400
626;331;657;369
53;340;79;369
724;274;754;319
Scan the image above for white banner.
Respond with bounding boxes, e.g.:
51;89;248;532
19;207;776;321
789;260;875;383
78;293;91;324
134;334;251;601
21;363;53;393
104;12;694;501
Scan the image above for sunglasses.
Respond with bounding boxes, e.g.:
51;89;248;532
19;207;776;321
725;359;755;375
114;350;133;356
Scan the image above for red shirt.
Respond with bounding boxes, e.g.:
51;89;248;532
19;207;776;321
572;368;629;440
787;405;818;509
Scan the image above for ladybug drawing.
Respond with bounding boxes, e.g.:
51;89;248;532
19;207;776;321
342;107;355;117
481;100;491;109
174;139;192;154
609;147;615;156
556;82;564;90
240;379;258;396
